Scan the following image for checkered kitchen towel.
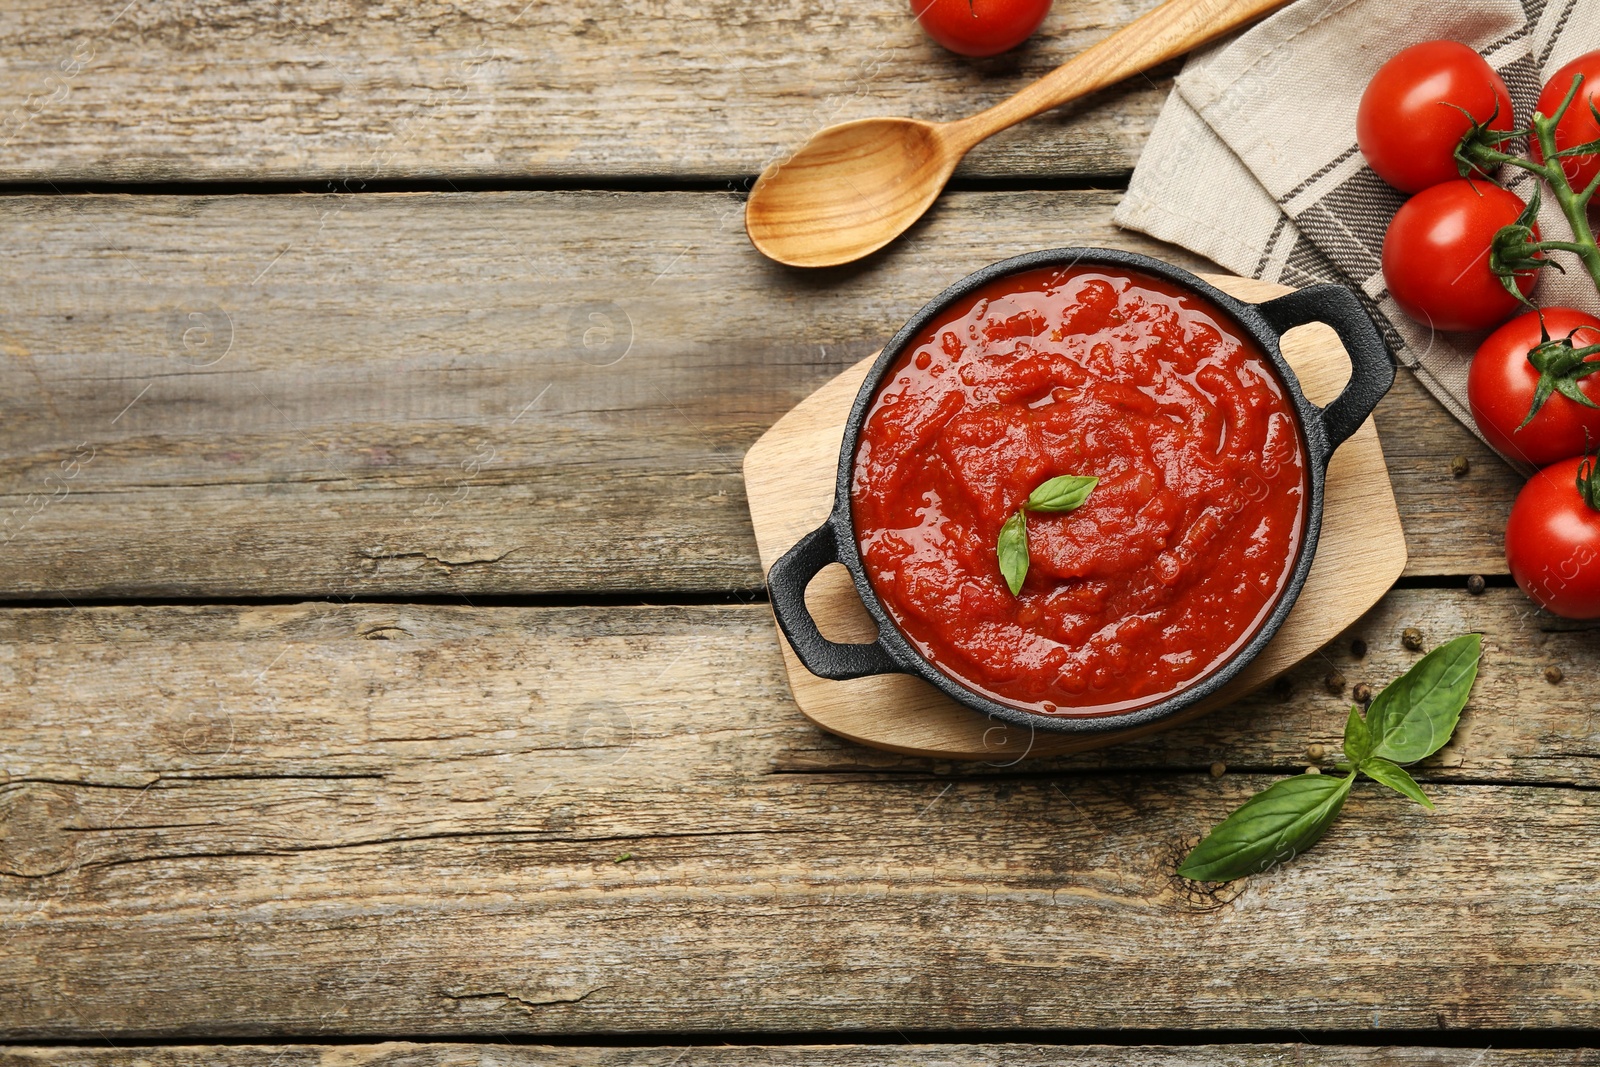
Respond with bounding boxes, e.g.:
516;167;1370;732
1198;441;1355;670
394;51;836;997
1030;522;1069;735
1114;0;1600;471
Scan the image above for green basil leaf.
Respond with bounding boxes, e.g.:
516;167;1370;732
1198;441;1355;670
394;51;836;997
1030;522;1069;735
997;509;1028;596
1343;703;1372;765
1365;633;1482;765
1025;474;1099;514
1359;757;1435;810
1177;771;1355;883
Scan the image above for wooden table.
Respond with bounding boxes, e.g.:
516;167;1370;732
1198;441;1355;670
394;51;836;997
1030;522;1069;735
1;2;1595;1063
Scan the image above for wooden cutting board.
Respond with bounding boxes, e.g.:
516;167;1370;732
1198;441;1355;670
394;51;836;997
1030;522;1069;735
743;274;1408;760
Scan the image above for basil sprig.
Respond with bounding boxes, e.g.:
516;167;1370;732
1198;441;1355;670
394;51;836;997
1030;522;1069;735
1178;634;1482;883
995;474;1099;596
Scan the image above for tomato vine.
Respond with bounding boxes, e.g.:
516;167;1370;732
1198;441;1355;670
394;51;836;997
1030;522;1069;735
1462;74;1600;297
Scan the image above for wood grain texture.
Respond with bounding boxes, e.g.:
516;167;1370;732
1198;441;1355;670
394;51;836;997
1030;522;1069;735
0;590;1597;1037
0;0;1171;184
745;275;1406;759
3;1046;1597;1067
0;190;1514;600
0;589;1590;786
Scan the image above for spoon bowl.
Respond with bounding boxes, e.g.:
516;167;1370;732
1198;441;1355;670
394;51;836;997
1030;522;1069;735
746;118;960;268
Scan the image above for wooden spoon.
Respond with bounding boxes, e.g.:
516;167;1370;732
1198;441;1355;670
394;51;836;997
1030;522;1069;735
745;0;1289;268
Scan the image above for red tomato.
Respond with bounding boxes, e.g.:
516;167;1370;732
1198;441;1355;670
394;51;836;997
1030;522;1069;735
1381;180;1537;333
1470;309;1600;467
1358;41;1515;193
912;0;1052;58
1532;51;1600;193
1506;453;1600;619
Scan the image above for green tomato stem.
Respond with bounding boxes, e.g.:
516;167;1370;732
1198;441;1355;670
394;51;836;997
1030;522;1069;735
1531;240;1598;256
1580;168;1600;207
1462;76;1600;297
1578;447;1600;513
1531;97;1600;296
1495;153;1553;179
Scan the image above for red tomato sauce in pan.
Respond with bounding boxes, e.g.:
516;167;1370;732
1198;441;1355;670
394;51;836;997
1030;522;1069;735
851;267;1308;716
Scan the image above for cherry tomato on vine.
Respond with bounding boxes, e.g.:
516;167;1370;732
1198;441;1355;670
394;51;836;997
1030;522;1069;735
1381;180;1537;333
1470;308;1600;467
911;0;1052;58
1506;451;1600;619
1358;41;1515;194
1531;51;1600;193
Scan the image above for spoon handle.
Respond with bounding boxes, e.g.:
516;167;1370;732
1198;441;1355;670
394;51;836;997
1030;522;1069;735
947;0;1291;149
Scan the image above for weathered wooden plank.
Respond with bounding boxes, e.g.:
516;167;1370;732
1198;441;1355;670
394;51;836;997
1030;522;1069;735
0;190;1512;599
2;771;1597;1036
0;0;1171;183
3;1045;1596;1067
0;590;1596;1036
1379;380;1522;580
0;590;1590;786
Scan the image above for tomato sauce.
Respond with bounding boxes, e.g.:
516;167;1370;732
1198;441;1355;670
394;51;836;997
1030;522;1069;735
851;267;1308;716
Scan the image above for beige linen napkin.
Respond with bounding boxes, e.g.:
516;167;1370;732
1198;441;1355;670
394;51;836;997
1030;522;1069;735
1115;0;1600;471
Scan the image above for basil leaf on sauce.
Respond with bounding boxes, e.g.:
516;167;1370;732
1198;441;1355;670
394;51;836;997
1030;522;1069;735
1177;772;1355;884
997;509;1029;596
1364;633;1482;765
1025;474;1099;514
1342;703;1373;766
1358;757;1435;810
994;474;1097;596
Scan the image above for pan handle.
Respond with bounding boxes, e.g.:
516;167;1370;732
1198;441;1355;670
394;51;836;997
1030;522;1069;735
1257;284;1396;453
766;519;901;680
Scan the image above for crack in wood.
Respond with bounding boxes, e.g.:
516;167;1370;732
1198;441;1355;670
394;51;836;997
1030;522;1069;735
0;824;818;880
358;548;522;569
436;986;606;1009
358;624;415;640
